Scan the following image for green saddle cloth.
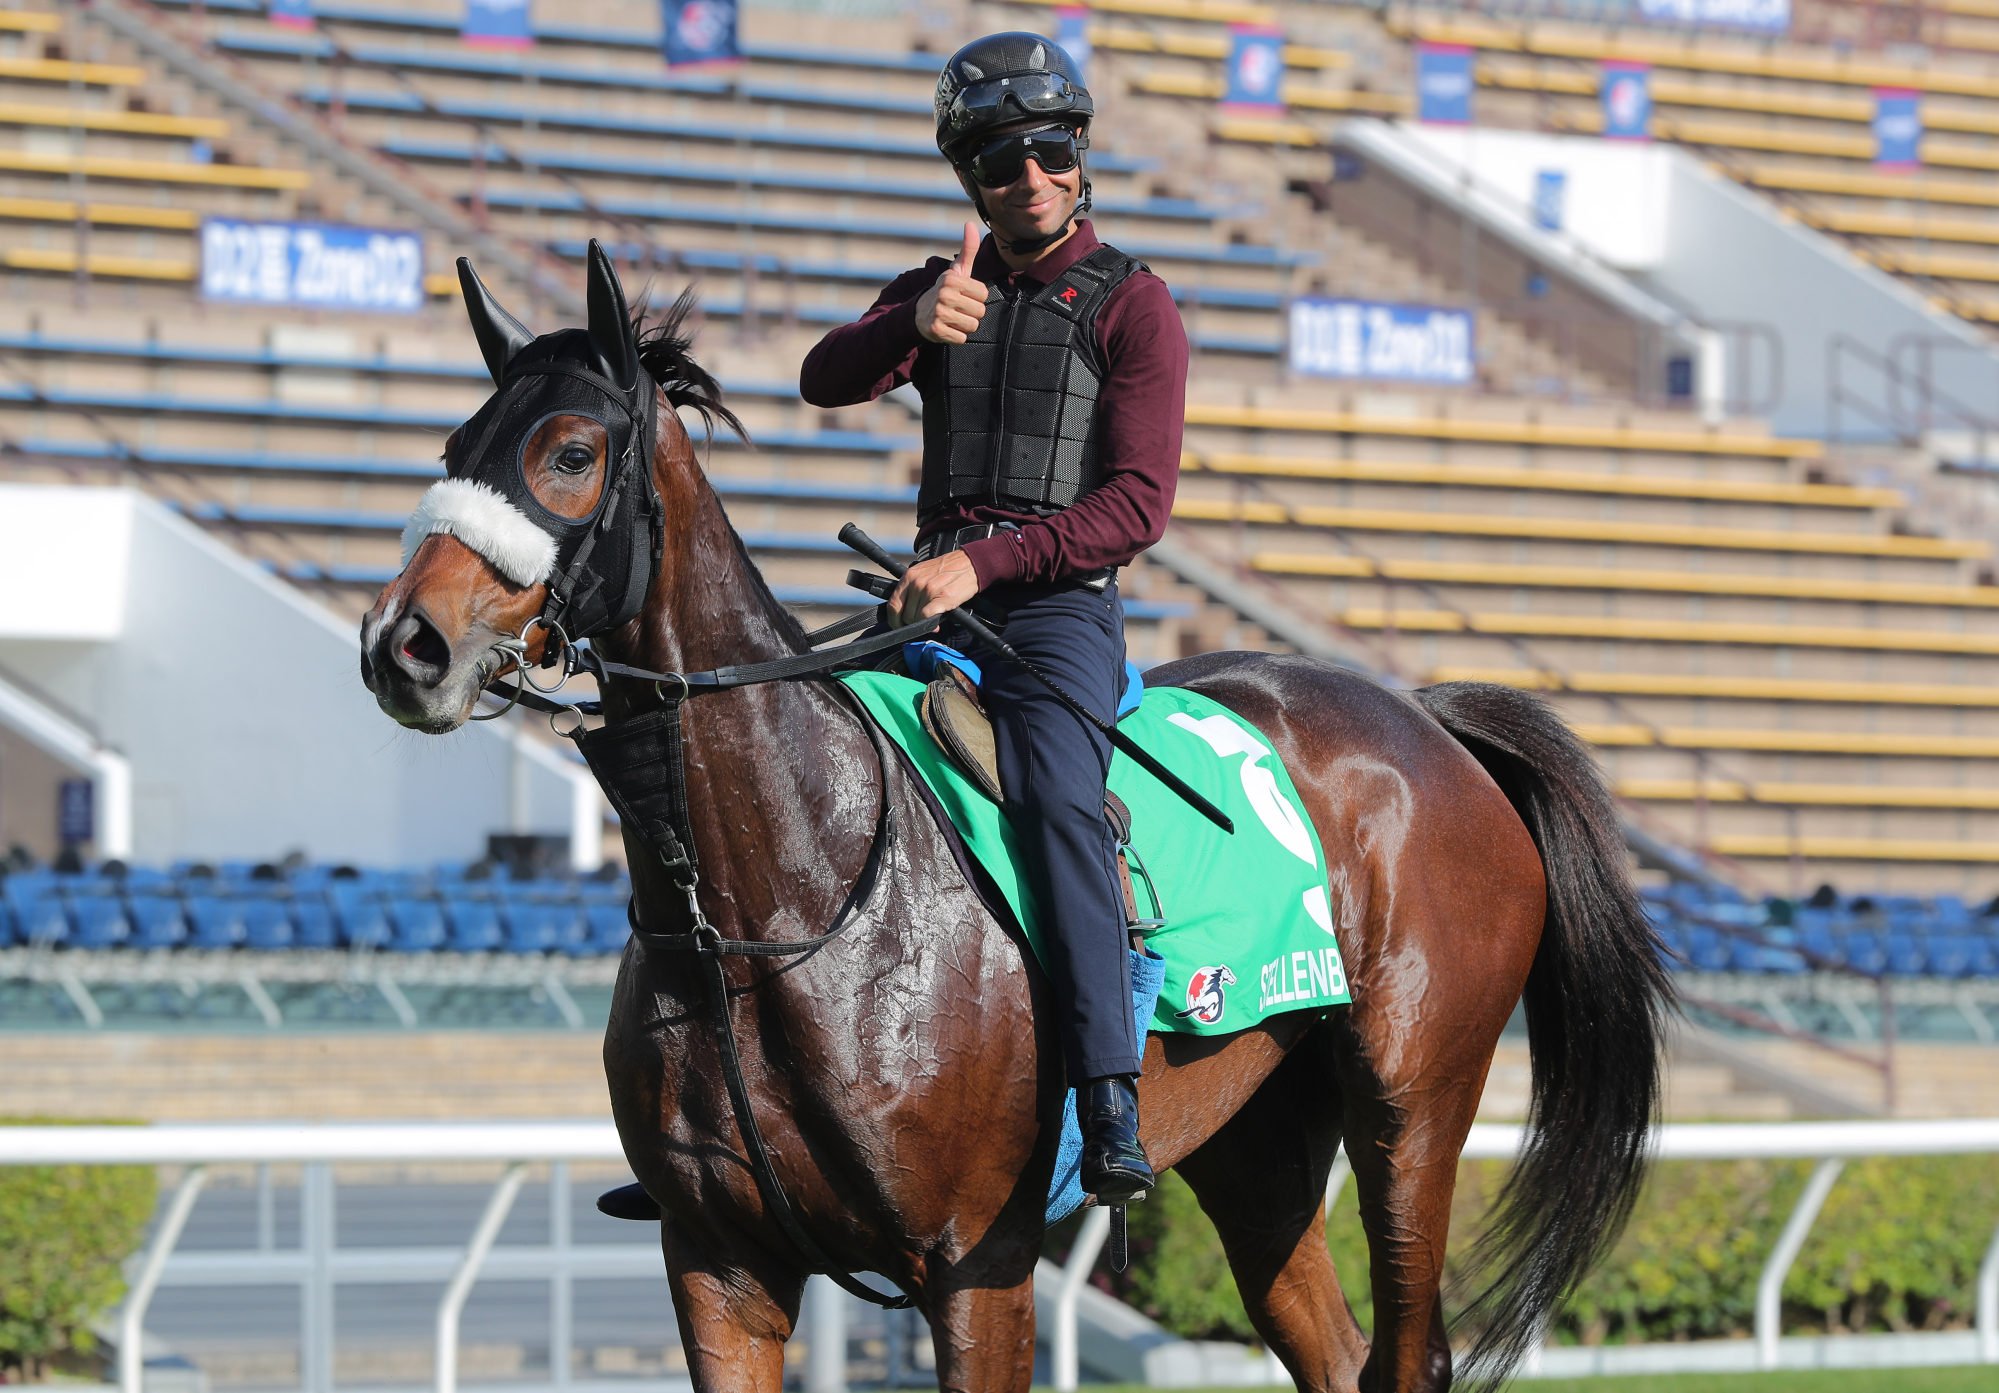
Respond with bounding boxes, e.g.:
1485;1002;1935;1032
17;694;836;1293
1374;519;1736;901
838;671;1352;1034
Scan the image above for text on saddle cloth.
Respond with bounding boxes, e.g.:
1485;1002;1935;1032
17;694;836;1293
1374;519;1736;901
838;671;1352;1039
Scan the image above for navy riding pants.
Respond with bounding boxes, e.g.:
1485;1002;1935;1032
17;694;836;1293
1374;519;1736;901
969;575;1140;1083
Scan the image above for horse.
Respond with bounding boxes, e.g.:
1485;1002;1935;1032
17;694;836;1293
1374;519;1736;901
359;244;1674;1393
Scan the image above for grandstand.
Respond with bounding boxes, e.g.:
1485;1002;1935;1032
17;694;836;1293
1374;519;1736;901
2;0;1999;1100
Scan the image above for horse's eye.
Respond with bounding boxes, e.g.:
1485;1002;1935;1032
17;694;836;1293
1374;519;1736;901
554;444;596;473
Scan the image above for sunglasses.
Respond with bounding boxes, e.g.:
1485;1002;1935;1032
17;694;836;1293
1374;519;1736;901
963;125;1082;189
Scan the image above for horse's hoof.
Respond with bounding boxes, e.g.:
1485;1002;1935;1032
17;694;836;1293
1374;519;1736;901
596;1182;661;1221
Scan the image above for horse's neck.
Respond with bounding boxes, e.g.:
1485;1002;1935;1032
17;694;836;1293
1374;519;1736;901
598;477;879;941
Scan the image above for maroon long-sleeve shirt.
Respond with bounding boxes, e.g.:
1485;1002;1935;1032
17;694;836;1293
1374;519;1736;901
797;220;1189;589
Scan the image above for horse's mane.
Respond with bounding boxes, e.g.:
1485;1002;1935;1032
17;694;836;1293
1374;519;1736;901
631;286;810;649
631;288;749;447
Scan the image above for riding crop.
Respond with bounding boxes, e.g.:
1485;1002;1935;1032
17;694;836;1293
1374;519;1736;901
839;524;1234;835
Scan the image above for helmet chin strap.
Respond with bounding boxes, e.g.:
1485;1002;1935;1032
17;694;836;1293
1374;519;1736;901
974;171;1093;257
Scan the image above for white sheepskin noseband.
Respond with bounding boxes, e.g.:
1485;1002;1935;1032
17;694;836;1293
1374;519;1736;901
400;479;558;587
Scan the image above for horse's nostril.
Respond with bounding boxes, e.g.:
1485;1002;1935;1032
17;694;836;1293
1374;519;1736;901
390;609;453;683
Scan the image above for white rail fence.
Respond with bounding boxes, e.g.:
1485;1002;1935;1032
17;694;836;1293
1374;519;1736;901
5;1119;1998;1393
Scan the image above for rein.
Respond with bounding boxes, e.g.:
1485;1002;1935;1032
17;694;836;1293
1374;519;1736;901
484;612;936;1310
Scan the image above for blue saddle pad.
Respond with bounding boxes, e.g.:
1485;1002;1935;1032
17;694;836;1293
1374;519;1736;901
904;640;1145;720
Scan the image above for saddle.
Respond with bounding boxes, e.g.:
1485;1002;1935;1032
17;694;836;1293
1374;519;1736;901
918;668;1151;933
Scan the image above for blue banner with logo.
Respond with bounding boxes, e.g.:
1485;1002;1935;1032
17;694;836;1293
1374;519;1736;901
269;0;313;29
1056;7;1091;88
1222;26;1285;112
661;0;741;69
1638;0;1789;32
1417;44;1473;125
1601;62;1652;140
201;217;426;313
1532;169;1566;232
1874;88;1921;169
1288;298;1476;385
58;780;93;848
463;0;532;49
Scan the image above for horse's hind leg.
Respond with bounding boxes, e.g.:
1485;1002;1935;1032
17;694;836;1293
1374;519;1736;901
1175;1026;1368;1393
661;1225;805;1393
1332;999;1497;1393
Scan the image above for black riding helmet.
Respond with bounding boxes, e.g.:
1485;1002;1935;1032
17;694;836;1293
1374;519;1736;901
933;31;1095;253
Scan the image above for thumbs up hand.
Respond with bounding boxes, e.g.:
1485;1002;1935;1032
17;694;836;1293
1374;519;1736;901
914;222;988;345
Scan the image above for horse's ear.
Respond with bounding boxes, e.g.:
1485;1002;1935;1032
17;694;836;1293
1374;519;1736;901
458;257;534;386
585;239;640;391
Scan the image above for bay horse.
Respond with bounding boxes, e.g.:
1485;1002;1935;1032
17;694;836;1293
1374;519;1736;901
360;245;1674;1393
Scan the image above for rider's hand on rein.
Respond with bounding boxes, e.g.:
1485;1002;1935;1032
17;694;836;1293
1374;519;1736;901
890;549;981;625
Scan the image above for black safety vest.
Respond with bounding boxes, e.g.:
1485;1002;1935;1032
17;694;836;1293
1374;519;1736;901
913;244;1144;523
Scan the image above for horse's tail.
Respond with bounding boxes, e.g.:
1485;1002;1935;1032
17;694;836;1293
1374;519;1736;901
1411;680;1676;1390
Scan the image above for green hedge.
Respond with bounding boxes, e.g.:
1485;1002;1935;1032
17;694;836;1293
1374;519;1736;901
0;1119;157;1380
1053;1154;1998;1349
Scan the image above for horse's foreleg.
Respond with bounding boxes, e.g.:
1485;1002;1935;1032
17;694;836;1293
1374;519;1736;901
662;1224;806;1393
925;1273;1037;1393
1176;1026;1368;1393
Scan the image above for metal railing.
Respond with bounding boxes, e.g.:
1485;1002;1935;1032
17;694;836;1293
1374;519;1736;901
7;1118;1998;1391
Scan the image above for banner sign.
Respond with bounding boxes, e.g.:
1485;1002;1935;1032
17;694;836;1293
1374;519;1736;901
1874;88;1922;170
200;217;426;314
1601;62;1652;140
58;780;93;848
1222;26;1285;112
1056;7;1091;88
1288;298;1476;386
463;0;532;49
1637;0;1789;34
661;0;741;69
1532;169;1566;231
269;0;314;29
1416;44;1473;126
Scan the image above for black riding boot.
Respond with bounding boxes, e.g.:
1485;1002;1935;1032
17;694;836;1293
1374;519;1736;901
1080;1075;1154;1203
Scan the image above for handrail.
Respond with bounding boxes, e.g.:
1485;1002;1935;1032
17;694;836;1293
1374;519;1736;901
10;1119;1994;1385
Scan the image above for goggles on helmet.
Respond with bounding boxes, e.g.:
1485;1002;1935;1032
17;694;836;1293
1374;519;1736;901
941;71;1089;152
962;124;1082;188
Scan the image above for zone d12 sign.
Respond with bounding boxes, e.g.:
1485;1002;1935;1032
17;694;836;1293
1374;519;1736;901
200;218;426;314
1287;298;1476;386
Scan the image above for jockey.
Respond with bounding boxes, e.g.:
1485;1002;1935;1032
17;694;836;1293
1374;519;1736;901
800;31;1189;1204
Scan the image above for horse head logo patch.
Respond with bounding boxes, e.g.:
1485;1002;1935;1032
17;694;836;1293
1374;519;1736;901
1176;965;1237;1025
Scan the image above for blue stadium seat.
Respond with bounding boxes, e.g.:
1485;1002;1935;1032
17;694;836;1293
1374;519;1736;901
328;885;392;950
385;898;447;954
584;904;630;955
444;898;503;953
240;900;296;951
185;897;248;950
1883;933;1930;978
1683;927;1731;972
291;899;339;950
68;895;131;950
1840;931;1888;975
127;897;188;951
12;892;70;948
503;902;585;955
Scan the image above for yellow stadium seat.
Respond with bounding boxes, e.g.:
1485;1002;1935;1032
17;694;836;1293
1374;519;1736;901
1339;608;1999;653
0;195;198;230
0;56;146;87
0;150;310;190
1005;0;1278;26
0;103;230;139
0;248;193;281
1573;723;1999;757
1188;451;1894;507
1429;667;1999;708
1182;403;1822;457
1253;554;1999;607
1618;779;1999;811
0;12;61;32
1705;835;1999;862
1176;499;1979;559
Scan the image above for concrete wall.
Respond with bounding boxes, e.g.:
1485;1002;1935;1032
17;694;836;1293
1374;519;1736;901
0;486;600;868
1395;123;1999;439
